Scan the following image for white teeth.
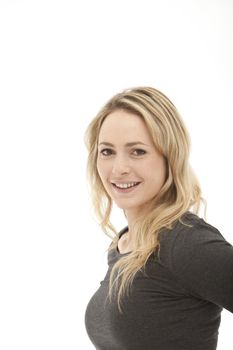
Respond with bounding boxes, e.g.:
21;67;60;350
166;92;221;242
114;182;139;189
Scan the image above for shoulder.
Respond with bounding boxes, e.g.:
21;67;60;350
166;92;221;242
158;211;232;268
158;212;233;311
159;212;225;249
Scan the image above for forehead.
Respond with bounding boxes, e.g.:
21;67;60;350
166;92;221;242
98;110;153;144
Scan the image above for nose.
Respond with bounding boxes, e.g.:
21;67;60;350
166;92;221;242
111;155;131;176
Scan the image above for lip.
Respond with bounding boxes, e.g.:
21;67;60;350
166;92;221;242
111;182;141;193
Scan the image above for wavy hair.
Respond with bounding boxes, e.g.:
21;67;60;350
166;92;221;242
85;87;203;310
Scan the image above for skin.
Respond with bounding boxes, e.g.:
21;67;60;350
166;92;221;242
97;109;167;252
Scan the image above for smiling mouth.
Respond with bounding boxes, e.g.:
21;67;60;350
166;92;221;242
111;182;141;190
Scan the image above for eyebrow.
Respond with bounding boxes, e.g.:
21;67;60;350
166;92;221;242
98;141;150;147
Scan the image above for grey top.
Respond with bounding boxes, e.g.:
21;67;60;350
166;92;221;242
85;212;233;350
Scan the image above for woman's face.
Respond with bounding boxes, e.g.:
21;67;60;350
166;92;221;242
97;109;167;218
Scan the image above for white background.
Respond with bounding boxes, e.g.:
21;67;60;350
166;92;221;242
0;0;232;349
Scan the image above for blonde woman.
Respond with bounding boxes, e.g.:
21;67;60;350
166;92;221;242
84;87;233;350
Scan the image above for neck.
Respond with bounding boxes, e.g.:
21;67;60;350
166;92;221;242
124;204;152;239
124;209;140;239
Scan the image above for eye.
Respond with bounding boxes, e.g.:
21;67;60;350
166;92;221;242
132;149;146;156
99;148;114;156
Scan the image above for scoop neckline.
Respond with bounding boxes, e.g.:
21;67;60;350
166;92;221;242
116;227;132;256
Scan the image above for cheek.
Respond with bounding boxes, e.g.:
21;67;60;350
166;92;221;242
97;159;108;182
159;161;167;186
96;160;102;179
157;159;166;179
146;158;167;185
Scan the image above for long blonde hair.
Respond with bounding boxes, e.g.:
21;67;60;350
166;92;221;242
85;87;203;310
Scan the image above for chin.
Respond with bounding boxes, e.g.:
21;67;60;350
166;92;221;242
114;201;140;211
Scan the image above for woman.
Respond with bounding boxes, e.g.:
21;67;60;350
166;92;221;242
84;87;233;350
